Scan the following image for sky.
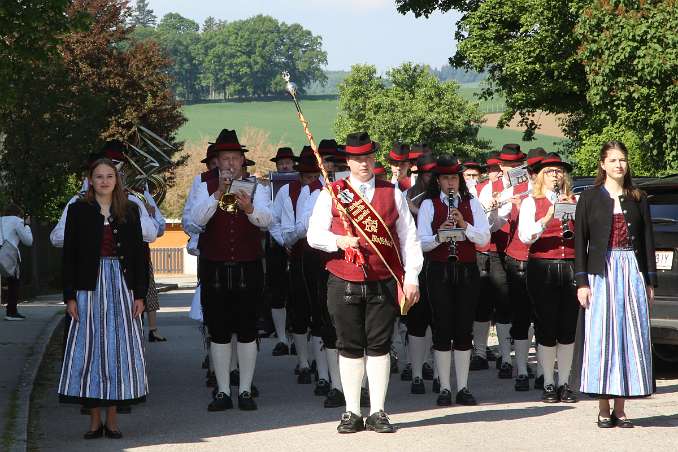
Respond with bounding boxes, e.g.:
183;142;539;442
146;0;461;72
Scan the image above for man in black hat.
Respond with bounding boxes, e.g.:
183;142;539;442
189;129;272;412
307;131;423;433
462;160;485;198
388;142;412;192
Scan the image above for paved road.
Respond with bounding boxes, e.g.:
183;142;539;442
32;290;678;451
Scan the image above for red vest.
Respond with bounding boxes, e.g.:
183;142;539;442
477;179;510;253
504;181;530;261
426;195;476;263
200;168;218;183
325;179;400;281
398;178;412;192
529;197;575;259
198;177;263;262
474;179;490;197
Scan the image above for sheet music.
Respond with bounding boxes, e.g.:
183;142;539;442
229;179;257;198
554;202;576;220
507;165;529;187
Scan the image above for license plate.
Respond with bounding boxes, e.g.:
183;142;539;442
656;250;674;270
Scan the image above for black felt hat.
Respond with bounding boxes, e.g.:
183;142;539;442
526;147;547;168
434;155;462;175
344;132;377;156
211;129;247;153
411;154;437;173
318;139;339;157
532;152;573;173
270;147;297;163
388;142;411;163
498;143;526;162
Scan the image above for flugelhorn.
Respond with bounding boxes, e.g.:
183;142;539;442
554;185;574;240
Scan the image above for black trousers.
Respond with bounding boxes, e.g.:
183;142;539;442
303;250;337;347
199;258;263;344
2;276;19;315
406;271;431;337
266;239;290;309
475;252;511;324
525;258;578;347
426;261;480;352
327;274;397;359
505;256;533;340
289;255;311;335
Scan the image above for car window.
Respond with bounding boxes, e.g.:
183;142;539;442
650;204;678;220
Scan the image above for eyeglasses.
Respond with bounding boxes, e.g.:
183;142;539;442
544;169;564;176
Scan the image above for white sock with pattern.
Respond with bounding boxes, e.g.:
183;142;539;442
339;355;365;416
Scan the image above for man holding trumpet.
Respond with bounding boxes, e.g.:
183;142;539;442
189;129;272;412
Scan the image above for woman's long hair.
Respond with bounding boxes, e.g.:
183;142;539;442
532;167;573;199
424;173;471;201
84;158;129;223
593;140;642;201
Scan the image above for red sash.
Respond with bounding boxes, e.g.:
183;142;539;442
330;179;408;311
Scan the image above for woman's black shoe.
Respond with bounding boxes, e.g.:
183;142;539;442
148;329;167;342
324;389;345;408
557;383;578;403
104;426;123;439
542;384;559;403
337;411;364;433
422;362;434;380
315;379;330;396
238;391;258;411
83;425;104;439
365;410;396;433
455;387;477;406
498;362;513;379
597;415;614;428
611;412;634;428
436;389;452;406
208;392;233;411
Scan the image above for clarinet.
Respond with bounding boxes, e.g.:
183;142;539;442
447;188;459;262
554;185;574;240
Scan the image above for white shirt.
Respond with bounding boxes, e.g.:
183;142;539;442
518;190;560;245
417;192;490;252
0;216;33;260
189;177;272;229
307;175;423;286
281;178;324;247
127;194;159;243
479;177;533;233
183;174;206;235
270;184;290;247
144;184;166;238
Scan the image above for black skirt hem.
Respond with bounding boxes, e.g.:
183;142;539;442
582;391;654;400
59;394;147;407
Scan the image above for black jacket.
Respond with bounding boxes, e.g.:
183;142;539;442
62;199;149;301
574;186;657;287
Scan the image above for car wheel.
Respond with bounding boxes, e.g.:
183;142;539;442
652;343;678;364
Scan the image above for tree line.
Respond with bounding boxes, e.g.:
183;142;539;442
129;3;328;101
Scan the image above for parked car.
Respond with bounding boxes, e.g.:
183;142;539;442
573;175;678;363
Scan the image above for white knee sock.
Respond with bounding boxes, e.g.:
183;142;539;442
210;342;231;395
271;308;288;344
454;349;471;391
496;323;512;364
312;336;329;381
434;350;452;392
538;345;557;387
514;339;530;376
230;334;238;371
556;343;575;387
236;341;257;394
293;333;310;369
473;321;490;358
339;355;365;416
326;347;342;391
408;335;427;380
366;354;390;415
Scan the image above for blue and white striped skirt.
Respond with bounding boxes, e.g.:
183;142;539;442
58;257;148;406
580;249;653;398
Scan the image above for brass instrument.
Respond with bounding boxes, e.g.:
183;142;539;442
447;188;459;262
554;185;574;240
217;170;238;214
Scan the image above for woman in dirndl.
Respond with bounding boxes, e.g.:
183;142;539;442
59;158;149;439
575;140;656;428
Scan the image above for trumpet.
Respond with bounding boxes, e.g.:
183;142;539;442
447;188;459;263
217;170;238;214
553;185;574;240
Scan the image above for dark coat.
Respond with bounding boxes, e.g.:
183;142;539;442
574;186;657;287
62;199;149;301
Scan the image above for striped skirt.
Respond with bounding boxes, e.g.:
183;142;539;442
580;249;653;398
58;257;148;406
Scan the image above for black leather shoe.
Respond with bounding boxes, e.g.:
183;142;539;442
202;354;209;369
495;355;503;370
611;412;634;428
558;383;578;403
534;375;544;390
360;387;370;407
542;384;559;403
597;415;614;428
297;367;312;384
208;392;233;411
104;426;123;439
486;347;497;361
83;425;103;439
365;410;396;433
498;362;513;379
470;355;489;371
337;411;364;433
455;387;477;406
422;362;434;380
315;379;330;396
238;391;258;411
432;378;441;393
117;404;131;414
401;363;412;381
272;342;289;356
230;369;240;386
514;374;530;391
390;349;399;374
436;389;452;406
324;388;346;408
148;329;167;342
410;376;425;394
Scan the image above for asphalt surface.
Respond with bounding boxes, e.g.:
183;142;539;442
31;290;678;451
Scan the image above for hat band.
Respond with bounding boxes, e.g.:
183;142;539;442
213;143;243;151
527;157;544;166
486;159;501;166
499;152;525;161
346;142;373;154
436;164;461;175
419;162;437;171
389;151;409;161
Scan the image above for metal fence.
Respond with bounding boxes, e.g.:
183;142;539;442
150;248;184;274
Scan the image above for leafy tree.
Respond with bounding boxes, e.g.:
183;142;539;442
335;63;485;160
155;13;203;100
130;0;156;26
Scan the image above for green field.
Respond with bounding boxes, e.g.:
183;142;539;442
177;95;564;154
